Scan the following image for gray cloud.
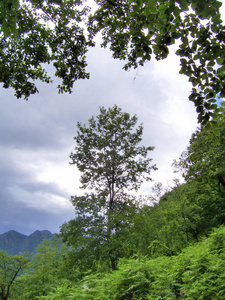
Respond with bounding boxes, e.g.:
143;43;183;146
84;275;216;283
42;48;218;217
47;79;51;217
0;198;75;234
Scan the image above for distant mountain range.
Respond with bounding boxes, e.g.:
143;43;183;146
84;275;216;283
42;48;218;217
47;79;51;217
0;230;54;256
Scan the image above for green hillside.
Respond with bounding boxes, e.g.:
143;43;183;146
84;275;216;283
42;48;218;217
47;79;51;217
0;230;54;255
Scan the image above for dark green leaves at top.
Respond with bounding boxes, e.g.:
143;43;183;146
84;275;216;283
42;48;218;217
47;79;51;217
0;0;91;99
0;0;19;36
71;105;156;192
90;0;225;124
177;0;189;11
1;0;225;125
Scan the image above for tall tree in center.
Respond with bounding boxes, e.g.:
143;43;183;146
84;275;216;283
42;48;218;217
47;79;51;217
60;105;156;270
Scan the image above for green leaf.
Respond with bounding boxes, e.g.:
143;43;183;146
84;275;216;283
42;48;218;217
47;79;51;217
1;22;11;36
193;78;198;87
132;4;140;13
211;23;219;33
206;91;215;99
207;60;215;67
207;66;214;71
178;0;189;11
216;58;224;65
217;65;225;75
136;49;144;57
13;0;19;9
196;105;204;113
180;58;187;65
210;104;218;110
173;6;181;17
213;1;223;10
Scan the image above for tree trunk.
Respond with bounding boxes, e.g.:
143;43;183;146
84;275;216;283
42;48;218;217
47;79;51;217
109;250;117;271
0;293;8;300
218;174;225;190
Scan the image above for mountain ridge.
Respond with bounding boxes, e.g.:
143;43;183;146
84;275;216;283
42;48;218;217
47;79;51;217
0;230;54;255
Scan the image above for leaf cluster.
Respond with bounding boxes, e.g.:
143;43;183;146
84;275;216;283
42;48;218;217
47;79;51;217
0;0;19;36
1;0;225;124
90;0;225;123
0;0;92;99
0;250;29;300
176;102;225;191
70;105;156;192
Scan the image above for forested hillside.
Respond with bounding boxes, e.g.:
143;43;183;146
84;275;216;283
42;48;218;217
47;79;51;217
1;103;225;300
0;230;53;255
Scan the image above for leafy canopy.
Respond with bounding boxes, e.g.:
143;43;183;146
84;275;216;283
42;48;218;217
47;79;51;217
89;0;225;124
0;0;92;99
174;101;225;191
61;105;156;270
1;0;225;123
71;105;156;192
0;250;29;300
17;239;71;299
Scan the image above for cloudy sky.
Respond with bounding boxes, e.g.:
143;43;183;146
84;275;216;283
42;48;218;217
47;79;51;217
1;4;224;235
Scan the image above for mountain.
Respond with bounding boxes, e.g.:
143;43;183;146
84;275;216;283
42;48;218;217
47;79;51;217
0;230;54;256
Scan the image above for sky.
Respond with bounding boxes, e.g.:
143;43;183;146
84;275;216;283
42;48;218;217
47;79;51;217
0;3;224;235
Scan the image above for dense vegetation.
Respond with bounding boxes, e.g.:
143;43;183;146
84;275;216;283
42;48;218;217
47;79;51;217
1;103;225;299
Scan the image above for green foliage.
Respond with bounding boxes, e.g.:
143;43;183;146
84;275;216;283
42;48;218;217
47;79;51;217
90;0;225;124
37;226;225;299
128;166;225;259
0;0;91;99
173;103;225;227
7;105;225;298
60;105;156;271
1;0;225;124
37;279;76;300
173;226;225;299
71;105;156;192
179;103;225;190
128;183;202;258
59;103;225;278
16;238;70;299
0;251;29;300
0;0;19;36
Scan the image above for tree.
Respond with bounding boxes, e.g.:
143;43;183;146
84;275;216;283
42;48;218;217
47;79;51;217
89;0;225;124
60;105;156;270
0;0;92;99
128;181;204;259
175;101;225;191
1;1;225;124
0;251;28;300
17;238;71;299
173;102;225;230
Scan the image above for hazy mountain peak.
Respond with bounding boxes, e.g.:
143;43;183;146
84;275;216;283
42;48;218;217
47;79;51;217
0;230;54;256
